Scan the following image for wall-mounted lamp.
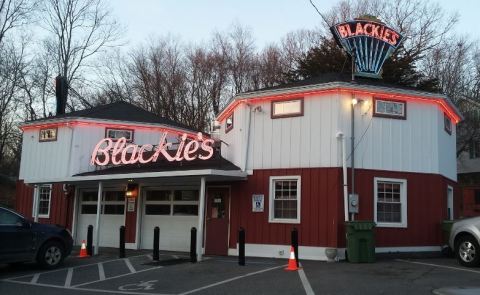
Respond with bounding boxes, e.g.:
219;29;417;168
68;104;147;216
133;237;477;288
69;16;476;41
125;183;138;198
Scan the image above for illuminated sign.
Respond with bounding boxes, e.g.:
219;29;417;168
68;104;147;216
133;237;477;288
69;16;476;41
331;17;404;78
90;132;215;166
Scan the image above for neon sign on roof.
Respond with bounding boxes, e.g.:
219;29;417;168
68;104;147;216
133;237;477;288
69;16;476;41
90;132;214;166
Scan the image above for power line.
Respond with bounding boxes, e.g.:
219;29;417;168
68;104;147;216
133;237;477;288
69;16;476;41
309;0;330;25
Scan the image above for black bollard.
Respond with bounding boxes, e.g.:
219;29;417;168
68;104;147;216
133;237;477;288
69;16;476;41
239;227;245;266
291;227;299;267
190;227;197;263
87;225;93;256
153;226;160;261
119;225;125;258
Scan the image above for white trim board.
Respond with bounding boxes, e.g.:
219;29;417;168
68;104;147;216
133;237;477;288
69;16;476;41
227;243;346;261
375;246;442;253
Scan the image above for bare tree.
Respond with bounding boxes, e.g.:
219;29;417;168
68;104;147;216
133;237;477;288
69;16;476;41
41;0;122;109
0;0;35;46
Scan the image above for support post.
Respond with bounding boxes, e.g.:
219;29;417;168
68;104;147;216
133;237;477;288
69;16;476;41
196;177;206;262
33;185;40;222
119;225;126;258
190;227;197;263
238;227;245;266
291;228;299;267
94;181;103;255
351;100;355;221
153;226;160;261
87;225;93;256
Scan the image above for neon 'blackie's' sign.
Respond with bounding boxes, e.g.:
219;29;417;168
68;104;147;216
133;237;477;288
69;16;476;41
331;18;404;78
90;132;215;166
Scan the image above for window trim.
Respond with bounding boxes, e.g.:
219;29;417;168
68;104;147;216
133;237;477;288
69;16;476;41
372;97;407;120
144;188;199;217
32;184;52;219
374;177;407;228
470;140;480;159
444;113;452;135
271;98;304;119
39;128;58;142
225;113;234;134
268;175;301;224
105;128;134;142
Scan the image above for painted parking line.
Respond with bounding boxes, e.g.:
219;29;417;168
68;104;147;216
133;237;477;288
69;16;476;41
396;259;480;274
98;262;106;281
298;266;315;295
124;258;137;273
30;273;40;284
64;268;73;287
178;264;285;295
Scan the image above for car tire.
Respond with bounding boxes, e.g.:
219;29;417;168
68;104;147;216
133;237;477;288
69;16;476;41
37;240;65;269
455;235;480;267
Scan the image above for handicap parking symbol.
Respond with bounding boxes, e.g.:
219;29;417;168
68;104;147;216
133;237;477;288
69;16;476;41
119;280;158;291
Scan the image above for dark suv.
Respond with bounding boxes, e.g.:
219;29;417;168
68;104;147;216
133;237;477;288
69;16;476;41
0;207;73;268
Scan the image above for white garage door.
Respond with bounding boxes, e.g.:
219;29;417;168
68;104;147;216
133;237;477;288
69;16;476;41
141;189;198;252
76;190;125;248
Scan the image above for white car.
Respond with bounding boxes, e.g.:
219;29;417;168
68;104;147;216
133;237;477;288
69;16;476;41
449;216;480;267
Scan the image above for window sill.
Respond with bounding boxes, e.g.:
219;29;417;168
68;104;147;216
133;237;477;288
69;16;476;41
269;218;300;224
376;222;407;228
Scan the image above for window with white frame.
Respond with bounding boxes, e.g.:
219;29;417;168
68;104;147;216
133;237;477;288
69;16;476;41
144;189;199;216
373;98;406;119
225;114;234;133
374;178;407;228
105;128;134;142
269;176;301;223
32;184;52;218
271;99;303;118
444;113;452;135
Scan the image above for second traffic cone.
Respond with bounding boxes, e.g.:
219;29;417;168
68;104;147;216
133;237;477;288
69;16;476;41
285;246;299;271
78;240;89;258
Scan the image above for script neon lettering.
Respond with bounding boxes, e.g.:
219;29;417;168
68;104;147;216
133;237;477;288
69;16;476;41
91;132;215;166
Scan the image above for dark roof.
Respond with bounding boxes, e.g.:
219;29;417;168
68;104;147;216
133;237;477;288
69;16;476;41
26;101;194;131
246;73;442;95
74;154;240;177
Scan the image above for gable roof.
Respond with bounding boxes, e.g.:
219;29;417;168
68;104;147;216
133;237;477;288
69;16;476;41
23;101;195;131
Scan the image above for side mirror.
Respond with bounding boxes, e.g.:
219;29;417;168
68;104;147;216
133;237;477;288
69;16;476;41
18;219;31;228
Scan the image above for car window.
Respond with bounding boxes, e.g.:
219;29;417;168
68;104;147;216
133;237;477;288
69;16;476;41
0;209;23;225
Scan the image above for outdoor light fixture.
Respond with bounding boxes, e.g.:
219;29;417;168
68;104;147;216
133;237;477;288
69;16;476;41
352;98;359;105
125;183;138;198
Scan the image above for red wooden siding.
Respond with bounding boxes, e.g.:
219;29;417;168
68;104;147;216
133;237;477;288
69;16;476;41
15;180;74;230
460;186;480;217
125;198;137;243
228;168;457;249
228;168;343;249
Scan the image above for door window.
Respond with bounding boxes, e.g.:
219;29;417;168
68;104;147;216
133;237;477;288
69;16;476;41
210;195;226;219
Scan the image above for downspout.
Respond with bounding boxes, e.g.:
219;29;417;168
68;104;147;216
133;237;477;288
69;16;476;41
337;132;349;222
242;104;252;172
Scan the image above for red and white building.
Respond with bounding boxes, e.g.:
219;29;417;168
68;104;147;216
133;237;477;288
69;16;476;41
15;76;463;260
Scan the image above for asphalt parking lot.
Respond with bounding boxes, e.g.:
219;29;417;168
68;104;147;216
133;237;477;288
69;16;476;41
1;250;480;295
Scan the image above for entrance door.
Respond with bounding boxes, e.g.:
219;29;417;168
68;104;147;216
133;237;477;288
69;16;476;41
205;187;230;256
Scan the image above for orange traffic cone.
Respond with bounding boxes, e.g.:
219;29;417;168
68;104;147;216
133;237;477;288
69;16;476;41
285;246;299;271
78;240;89;258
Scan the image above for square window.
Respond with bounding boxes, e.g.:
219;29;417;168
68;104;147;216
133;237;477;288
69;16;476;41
225;114;234;133
271;99;304;118
373;98;406;119
269;176;301;223
444;114;452;135
374;178;407;228
105;128;134;142
39;128;57;142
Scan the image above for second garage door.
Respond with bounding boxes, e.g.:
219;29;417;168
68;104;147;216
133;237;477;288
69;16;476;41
140;188;199;251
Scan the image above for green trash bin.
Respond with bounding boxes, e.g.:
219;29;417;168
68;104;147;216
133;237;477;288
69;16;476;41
345;221;376;263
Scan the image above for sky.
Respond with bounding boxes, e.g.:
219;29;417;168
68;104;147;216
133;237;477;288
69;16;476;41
107;0;480;48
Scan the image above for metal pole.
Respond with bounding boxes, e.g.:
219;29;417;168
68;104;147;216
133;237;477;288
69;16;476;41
119;225;125;258
196;177;206;262
153;226;160;261
94;181;103;255
190;227;197;263
238;227;245;266
351;101;355;221
291;228;299;267
33;185;40;222
87;225;93;256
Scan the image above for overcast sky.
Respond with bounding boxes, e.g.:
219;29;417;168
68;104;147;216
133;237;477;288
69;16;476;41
106;0;480;48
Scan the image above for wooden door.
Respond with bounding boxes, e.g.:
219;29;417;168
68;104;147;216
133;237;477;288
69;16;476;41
205;187;230;256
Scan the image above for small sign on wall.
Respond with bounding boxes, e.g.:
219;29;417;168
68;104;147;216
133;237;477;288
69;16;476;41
127;198;136;212
252;194;264;212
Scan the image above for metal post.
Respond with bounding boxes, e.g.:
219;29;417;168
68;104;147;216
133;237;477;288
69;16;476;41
33;185;40;222
238;227;245;266
190;227;197;263
119;225;125;258
153;227;160;261
87;225;93;256
196;177;206;262
94;181;103;255
351;101;355;221
291;228;299;267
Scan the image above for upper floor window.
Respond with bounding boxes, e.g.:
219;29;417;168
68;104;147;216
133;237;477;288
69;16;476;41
269;176;301;224
271;98;304;119
105;128;134;142
225;113;234;133
444;114;452;135
470;141;480;159
39;128;57;142
374;177;407;228
373;98;406;119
